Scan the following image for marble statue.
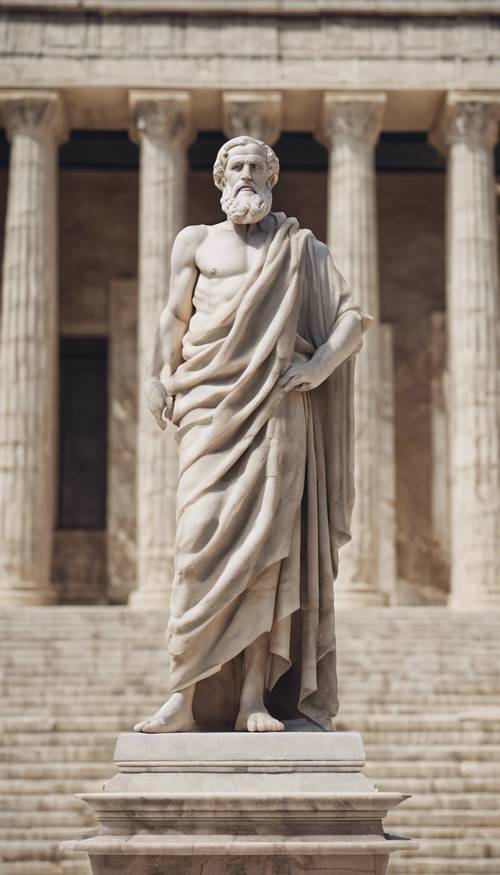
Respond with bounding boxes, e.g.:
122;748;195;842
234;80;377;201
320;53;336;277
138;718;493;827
135;136;371;734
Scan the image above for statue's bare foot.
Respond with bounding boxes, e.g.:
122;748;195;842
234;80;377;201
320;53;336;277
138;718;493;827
235;704;284;732
134;689;195;733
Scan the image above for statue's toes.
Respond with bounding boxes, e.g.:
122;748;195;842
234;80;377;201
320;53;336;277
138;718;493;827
134;719;148;731
247;717;258;732
142;719;165;733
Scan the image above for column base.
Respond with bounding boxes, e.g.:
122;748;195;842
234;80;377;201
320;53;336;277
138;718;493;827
335;583;388;609
0;586;57;606
61;731;417;874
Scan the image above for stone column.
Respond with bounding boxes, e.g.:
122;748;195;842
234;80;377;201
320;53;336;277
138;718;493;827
430;311;450;596
222;92;282;144
0;91;66;606
430;93;500;608
320;93;387;607
128;91;193;610
108;280;138;605
378;324;397;605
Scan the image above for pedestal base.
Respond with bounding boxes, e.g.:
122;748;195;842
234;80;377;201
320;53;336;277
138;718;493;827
62;732;417;874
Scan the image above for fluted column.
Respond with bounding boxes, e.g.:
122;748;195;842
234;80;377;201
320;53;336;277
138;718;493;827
431;93;500;608
128;91;193;610
222;92;282;144
0;91;66;605
320;92;387;607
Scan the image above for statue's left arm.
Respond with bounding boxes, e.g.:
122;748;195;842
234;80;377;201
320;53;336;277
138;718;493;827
280;240;371;394
280;311;362;393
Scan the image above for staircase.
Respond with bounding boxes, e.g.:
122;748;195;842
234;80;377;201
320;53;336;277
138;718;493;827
0;607;499;874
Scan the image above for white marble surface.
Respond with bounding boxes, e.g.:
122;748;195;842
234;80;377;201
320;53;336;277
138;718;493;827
62;730;417;873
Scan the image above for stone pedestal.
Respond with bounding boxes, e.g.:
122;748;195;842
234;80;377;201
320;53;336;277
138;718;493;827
62;732;416;874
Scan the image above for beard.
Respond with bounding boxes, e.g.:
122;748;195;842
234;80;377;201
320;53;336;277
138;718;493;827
220;184;272;225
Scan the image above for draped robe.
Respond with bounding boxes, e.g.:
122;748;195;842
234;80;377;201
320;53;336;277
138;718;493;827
167;213;371;730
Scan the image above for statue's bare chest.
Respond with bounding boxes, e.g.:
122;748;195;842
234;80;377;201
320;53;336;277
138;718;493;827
196;231;266;278
193;229;269;313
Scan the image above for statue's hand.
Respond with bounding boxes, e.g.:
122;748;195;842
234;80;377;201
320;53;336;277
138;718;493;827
145;378;174;430
279;361;327;393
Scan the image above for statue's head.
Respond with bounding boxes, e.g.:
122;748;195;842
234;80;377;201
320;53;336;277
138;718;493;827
213;136;280;225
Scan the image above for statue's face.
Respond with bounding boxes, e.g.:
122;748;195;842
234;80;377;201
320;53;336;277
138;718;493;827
220;143;273;225
224;143;269;198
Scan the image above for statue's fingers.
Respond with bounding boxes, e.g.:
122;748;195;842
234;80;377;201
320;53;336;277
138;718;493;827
283;376;303;393
278;371;295;386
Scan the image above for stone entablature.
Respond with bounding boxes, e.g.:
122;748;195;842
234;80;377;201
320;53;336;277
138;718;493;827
0;12;498;133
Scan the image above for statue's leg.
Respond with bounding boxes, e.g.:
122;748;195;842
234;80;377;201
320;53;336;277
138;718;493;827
235;632;284;732
133;683;196;733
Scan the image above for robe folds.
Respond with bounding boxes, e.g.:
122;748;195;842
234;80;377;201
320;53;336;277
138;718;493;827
167;213;372;730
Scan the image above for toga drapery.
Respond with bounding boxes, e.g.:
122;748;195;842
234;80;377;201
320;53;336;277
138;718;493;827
166;213;371;730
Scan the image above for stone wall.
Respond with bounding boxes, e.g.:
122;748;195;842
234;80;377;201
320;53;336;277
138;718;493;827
378;173;447;603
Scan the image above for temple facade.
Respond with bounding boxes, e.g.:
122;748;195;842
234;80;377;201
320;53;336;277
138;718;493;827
0;1;498;611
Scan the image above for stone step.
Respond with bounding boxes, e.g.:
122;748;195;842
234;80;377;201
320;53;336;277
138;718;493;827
400;838;500;857
339;715;500;730
0;747;116;765
0;730;121;746
405;826;500;839
0;811;95;828
385;809;500;828
0;831;90;875
376;777;500;793
366;745;500;762
0;796;92;813
0;829;89;841
0;764;114;781
367;761;500;779
397;793;500;810
0;862;89;875
0;780;101;795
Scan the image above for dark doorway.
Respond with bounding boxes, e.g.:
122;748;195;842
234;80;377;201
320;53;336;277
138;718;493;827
58;338;108;530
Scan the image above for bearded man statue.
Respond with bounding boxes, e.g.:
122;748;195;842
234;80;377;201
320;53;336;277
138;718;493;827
136;135;372;734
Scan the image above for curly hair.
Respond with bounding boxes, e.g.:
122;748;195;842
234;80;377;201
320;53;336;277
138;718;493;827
213;137;280;192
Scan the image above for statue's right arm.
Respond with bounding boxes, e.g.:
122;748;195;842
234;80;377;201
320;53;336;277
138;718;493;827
144;225;207;429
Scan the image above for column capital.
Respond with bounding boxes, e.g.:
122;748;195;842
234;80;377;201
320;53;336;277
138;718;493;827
319;93;386;149
0;90;67;144
129;90;194;147
222;92;282;145
430;92;500;154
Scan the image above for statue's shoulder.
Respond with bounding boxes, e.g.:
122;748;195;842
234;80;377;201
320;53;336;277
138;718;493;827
172;224;209;263
175;224;209;247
